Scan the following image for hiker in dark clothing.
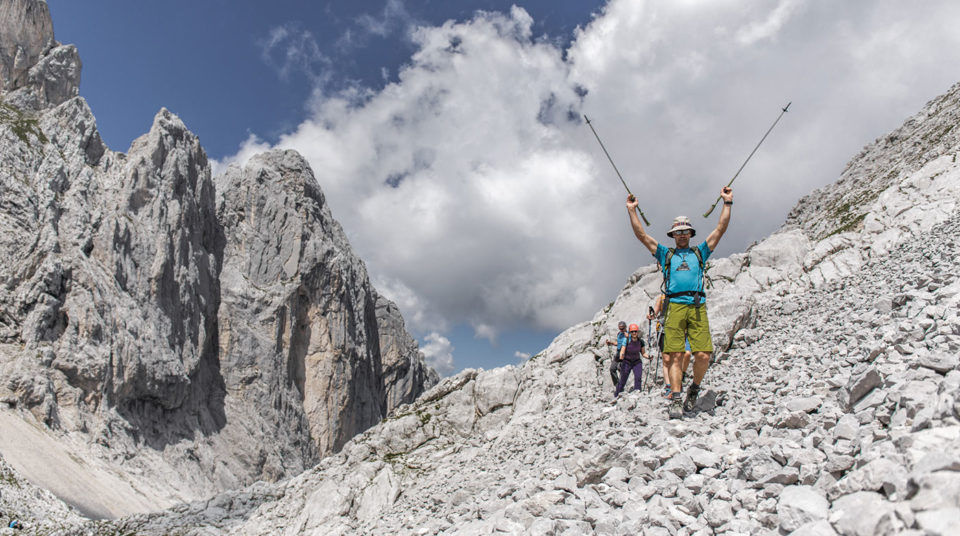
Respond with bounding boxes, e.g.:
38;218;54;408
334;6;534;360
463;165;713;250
627;187;733;419
614;324;649;397
605;321;628;387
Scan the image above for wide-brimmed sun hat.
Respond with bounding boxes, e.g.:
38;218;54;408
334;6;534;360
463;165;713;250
666;215;696;238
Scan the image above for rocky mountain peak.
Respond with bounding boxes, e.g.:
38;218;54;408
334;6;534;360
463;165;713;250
0;0;435;520
216;148;435;457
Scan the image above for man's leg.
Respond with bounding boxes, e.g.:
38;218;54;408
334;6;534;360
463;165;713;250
664;352;683;395
683;306;714;412
663;352;684;418
663;304;691;418
662;304;690;395
691;351;711;384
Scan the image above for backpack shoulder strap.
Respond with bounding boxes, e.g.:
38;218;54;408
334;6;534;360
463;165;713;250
662;247;676;292
664;248;676;272
692;246;704;271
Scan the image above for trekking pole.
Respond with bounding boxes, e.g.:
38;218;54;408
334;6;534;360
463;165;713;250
607;344;620;389
583;115;651;226
640;357;644;392
647;308;653;347
645;312;653;391
654;324;662;388
703;102;791;218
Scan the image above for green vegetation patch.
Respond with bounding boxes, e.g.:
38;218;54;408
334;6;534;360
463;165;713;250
818;181;886;241
383;451;405;463
416;409;431;425
0;99;48;146
825;213;866;239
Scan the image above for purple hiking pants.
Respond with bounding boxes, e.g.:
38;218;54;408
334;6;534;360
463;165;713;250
614;358;643;396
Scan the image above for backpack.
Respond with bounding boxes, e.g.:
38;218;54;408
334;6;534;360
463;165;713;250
662;247;706;306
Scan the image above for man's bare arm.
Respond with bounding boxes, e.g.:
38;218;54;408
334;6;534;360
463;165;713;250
705;187;733;251
627;196;658;255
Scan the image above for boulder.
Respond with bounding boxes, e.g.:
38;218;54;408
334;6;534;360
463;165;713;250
829;491;896;536
661;453;697;479
777;485;829;533
474;366;520;416
786;396;823;414
833;457;909;499
909;471;960;511
839;365;882;411
833;414;860;441
685;446;721;469
916;352;959;374
789;520;839;536
915;507;960;536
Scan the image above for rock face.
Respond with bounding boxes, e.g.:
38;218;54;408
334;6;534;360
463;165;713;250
216;150;435;459
0;0;54;91
79;81;960;534
0;0;434;520
787;83;960;242
0;0;79;110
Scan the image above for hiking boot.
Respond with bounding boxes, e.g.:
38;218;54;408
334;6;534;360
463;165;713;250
683;383;700;413
668;398;683;419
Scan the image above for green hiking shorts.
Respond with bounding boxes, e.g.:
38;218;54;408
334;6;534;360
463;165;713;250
663;303;714;354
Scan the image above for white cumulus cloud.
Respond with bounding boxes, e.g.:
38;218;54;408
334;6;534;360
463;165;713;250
223;0;960;373
258;23;331;83
420;332;454;376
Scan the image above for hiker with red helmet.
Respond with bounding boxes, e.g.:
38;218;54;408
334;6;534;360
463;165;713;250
614;323;649;397
627;187;733;419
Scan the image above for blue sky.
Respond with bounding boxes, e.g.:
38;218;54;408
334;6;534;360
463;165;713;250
46;1;601;158
45;0;960;376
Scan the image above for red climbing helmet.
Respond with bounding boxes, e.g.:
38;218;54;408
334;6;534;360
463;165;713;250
628;323;640;332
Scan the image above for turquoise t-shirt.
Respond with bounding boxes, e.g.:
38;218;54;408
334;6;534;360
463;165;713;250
654;241;712;305
616;331;628;351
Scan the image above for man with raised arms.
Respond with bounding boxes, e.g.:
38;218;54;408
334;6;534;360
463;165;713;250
626;187;733;419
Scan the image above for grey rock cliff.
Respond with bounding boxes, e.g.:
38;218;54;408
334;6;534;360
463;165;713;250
787;81;960;240
0;0;54;91
0;0;80;110
0;0;434;520
215;149;435;459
